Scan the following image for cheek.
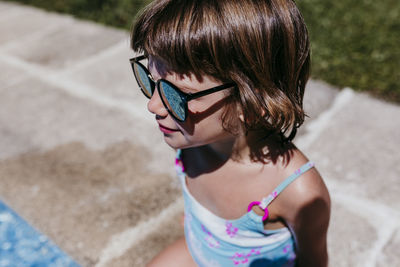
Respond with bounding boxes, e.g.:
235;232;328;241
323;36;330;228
179;109;227;140
186;98;227;125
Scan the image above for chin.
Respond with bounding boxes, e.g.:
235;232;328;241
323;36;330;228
165;142;195;150
163;133;232;150
162;136;186;150
163;137;202;150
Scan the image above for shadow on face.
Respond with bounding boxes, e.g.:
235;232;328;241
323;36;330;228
181;97;230;135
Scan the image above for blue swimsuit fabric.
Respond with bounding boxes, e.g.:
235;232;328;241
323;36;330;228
175;149;314;266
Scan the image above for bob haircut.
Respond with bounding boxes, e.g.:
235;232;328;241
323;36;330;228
131;0;310;142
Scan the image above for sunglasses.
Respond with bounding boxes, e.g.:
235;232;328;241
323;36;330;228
129;55;235;122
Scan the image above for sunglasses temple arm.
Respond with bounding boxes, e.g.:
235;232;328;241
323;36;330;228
130;55;147;63
187;83;235;101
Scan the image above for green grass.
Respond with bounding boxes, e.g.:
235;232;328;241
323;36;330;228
297;0;400;103
4;0;400;103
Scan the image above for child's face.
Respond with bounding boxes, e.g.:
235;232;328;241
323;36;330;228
147;58;235;149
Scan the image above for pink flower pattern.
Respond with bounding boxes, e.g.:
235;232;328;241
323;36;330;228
201;224;220;248
225;221;238;238
283;244;291;253
282;244;296;266
175;158;184;173
230;248;261;265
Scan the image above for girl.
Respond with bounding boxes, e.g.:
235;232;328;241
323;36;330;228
130;0;331;266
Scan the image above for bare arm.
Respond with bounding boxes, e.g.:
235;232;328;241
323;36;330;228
291;193;331;267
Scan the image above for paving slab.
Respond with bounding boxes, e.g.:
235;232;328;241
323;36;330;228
0;0;16;11
0;58;31;89
298;79;339;136
0;141;181;265
61;42;141;106
327;202;377;267
0;76;146;157
302;92;400;210
378;228;400;266
110;212;184;267
2;16;126;69
298;91;400;267
0;4;180;263
0;4;74;45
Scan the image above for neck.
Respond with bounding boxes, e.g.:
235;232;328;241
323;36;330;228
207;137;235;161
182;130;293;177
230;129;294;164
182;137;235;178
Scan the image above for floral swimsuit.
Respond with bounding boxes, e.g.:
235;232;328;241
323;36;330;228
175;149;315;266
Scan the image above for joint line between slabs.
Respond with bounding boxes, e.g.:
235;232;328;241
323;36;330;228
0;51;151;123
332;191;400;267
295;88;355;150
95;197;184;267
60;40;131;75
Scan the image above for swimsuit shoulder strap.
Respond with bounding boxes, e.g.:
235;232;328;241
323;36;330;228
176;149;182;159
247;161;315;220
258;161;315;210
260;161;314;209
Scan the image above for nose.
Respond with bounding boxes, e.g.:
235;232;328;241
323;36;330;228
147;87;168;118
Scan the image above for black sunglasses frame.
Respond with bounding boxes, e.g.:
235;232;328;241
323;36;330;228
129;55;235;122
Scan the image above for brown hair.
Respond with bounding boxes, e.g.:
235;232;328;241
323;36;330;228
131;0;310;143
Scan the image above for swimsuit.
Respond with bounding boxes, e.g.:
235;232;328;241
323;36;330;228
175;149;315;267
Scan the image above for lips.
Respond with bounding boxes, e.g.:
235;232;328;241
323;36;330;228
158;123;180;134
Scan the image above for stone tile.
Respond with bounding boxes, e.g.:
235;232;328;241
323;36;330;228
111;212;184;266
0;1;19;12
4;17;126;69
302;92;400;210
0;76;177;181
62;43;139;105
0;2;24;18
378;228;400;266
0;141;181;265
296;80;339;137
303;79;339;121
0;58;31;88
328;201;377;267
0;4;73;45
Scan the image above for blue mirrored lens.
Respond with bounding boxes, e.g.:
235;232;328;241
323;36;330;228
159;81;186;121
134;63;152;97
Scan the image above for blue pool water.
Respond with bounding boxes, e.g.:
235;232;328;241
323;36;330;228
0;200;81;267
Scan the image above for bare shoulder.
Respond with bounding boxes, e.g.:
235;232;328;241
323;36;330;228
277;148;331;221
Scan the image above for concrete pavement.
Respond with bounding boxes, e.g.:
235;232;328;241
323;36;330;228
0;1;399;266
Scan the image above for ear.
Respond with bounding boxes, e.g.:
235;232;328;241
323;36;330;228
239;114;245;122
